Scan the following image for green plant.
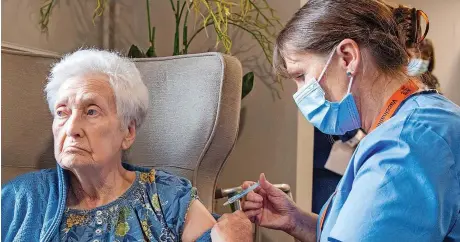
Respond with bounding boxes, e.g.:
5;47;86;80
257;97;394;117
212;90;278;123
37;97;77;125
241;71;254;99
39;0;281;99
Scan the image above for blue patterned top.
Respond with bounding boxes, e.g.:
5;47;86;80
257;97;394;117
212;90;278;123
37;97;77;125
59;169;204;242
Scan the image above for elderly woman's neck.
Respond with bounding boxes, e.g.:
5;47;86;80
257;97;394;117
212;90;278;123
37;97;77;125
67;163;136;210
355;73;410;133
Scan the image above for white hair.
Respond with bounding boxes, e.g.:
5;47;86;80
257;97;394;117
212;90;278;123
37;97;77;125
45;49;149;128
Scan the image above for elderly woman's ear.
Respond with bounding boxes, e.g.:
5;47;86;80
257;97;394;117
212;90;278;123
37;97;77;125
121;120;137;150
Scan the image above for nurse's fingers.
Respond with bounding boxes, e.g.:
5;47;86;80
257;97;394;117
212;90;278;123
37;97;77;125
246;191;263;202
244;208;262;219
242;181;261;193
242;201;262;211
242;181;255;189
259;173;282;196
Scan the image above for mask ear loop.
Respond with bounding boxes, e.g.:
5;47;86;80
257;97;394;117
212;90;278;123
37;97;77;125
317;46;338;83
346;72;354;94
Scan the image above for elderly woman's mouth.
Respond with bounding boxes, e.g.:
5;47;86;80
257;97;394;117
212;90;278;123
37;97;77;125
64;146;89;153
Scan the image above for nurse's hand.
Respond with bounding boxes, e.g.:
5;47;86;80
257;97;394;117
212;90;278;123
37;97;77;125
241;173;298;233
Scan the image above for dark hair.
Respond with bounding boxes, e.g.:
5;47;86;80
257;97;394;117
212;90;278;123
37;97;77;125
274;0;427;80
418;39;440;89
420;39;435;72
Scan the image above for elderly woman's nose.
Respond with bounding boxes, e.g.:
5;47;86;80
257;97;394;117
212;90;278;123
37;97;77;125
65;113;84;138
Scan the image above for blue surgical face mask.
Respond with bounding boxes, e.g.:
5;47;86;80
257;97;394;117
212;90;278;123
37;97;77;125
407;58;430;76
293;48;361;135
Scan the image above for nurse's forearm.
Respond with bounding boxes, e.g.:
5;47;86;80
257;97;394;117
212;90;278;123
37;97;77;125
287;210;318;242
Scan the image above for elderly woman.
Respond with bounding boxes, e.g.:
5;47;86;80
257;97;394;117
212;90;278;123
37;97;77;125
1;49;216;241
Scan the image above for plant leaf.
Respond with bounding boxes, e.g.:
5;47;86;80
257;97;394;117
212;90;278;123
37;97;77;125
242;72;254;99
92;0;108;24
127;45;146;58
146;46;157;57
39;0;56;32
146;26;157;57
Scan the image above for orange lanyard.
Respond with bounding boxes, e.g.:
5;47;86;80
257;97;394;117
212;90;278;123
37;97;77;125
318;80;420;237
368;79;420;133
319;190;337;232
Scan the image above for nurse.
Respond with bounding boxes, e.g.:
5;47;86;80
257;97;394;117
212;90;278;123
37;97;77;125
211;0;460;241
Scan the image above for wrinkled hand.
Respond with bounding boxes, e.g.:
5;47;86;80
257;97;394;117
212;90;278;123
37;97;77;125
211;210;253;242
242;173;299;233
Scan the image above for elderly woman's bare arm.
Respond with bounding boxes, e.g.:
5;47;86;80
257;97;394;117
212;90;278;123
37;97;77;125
182;200;217;242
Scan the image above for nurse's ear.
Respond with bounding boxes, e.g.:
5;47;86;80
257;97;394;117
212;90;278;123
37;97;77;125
336;39;361;75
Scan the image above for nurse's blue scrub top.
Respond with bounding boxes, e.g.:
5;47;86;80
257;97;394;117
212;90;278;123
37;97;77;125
318;92;460;242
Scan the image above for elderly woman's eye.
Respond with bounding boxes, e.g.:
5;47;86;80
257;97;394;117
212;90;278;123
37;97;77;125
55;109;66;117
87;108;98;116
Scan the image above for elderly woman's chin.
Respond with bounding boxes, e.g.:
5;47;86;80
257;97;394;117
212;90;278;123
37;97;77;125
56;151;97;171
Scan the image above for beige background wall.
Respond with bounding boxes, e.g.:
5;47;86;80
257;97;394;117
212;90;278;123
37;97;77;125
4;0;458;105
1;0;102;53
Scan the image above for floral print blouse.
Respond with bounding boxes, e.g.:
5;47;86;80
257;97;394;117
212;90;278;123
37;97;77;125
59;169;206;242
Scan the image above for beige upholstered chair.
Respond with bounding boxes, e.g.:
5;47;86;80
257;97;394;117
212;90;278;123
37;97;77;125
1;49;242;212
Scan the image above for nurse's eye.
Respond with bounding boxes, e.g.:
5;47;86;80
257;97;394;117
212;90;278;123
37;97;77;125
294;74;305;82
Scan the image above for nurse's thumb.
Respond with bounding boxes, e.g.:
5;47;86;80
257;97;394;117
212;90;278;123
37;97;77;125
259;173;279;196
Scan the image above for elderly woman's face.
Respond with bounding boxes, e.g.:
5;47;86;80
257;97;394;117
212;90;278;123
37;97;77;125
52;74;131;170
